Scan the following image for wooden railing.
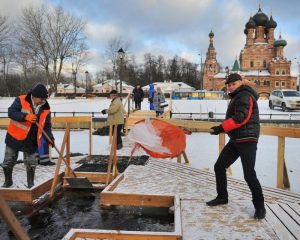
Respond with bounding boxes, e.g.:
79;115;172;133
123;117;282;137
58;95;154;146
161;119;300;190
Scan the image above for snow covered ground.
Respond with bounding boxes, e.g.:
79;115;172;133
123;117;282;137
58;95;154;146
0;97;300;194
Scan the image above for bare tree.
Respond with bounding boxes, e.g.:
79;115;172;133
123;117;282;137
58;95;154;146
18;5;87;93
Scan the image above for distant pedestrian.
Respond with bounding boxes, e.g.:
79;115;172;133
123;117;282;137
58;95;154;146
101;90;125;150
148;83;155;110
132;84;144;110
153;87;165;117
1;83;55;188
206;73;266;219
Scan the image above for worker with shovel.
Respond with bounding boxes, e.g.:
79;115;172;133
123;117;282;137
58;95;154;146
1;83;55;188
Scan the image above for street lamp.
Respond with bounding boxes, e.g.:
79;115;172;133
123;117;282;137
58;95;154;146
118;48;125;98
72;70;76;98
198;53;203;90
85;70;89;99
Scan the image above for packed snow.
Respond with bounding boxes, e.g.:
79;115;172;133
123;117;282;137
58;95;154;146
0;97;299;194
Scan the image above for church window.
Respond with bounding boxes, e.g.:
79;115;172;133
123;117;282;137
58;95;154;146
281;81;285;87
276;70;280;75
209;65;212;71
282;70;285;75
250;61;254;68
275;81;280;87
263;60;267;68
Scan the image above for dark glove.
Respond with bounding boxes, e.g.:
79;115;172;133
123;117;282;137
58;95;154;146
210;125;224;135
101;109;107;114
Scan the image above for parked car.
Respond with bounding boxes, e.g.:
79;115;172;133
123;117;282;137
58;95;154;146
269;89;300;111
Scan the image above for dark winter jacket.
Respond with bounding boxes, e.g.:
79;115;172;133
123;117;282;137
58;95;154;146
221;85;260;142
5;93;54;153
132;87;144;102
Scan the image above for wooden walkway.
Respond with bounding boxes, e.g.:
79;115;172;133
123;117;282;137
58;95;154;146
109;159;300;239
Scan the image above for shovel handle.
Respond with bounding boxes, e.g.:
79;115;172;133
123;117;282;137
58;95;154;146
35;122;76;177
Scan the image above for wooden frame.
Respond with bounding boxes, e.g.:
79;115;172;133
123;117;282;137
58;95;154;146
63;173;182;240
0;173;64;203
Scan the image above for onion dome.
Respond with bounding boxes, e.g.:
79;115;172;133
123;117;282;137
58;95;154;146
209;30;214;38
253;7;269;26
245;17;256;29
266;15;277;29
244;28;248;35
274;34;287;47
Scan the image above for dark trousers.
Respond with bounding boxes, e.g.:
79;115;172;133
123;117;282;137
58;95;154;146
214;141;264;208
112;124;123;146
134;101;141;110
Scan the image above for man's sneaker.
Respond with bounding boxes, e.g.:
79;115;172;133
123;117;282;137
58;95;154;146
117;143;123;150
254;207;266;219
206;197;228;206
40;161;56;166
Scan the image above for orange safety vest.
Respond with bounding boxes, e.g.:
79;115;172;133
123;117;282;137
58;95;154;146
7;95;50;148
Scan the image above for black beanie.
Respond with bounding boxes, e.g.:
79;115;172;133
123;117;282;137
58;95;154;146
31;84;48;99
225;73;242;84
109;90;118;95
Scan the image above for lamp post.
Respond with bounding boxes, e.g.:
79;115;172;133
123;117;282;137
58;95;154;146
85;70;89;99
198;53;203;90
72;70;76;98
118;48;125;98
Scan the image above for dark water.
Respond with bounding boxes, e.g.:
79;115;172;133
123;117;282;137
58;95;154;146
75;155;149;173
0;189;174;240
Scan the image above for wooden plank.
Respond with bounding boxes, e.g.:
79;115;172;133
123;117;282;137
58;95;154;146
104;173;125;192
0;188;32;202
182;151;190;164
280;204;300;228
173;195;182;236
288;203;300;214
63;229;181;240
265;204;296;239
101;192;174;207
31;173;64;200
0;195;30;240
50;127;69;198
277;137;285;189
147;160;300;203
73;172;110;183
268;203;300;239
89;119;92;155
52;116;91;123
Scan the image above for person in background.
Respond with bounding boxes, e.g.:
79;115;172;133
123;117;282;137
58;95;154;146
206;73;266;220
148;83;155;110
101;90;125;150
132;84;144;110
153;87;165;117
1;83;55;188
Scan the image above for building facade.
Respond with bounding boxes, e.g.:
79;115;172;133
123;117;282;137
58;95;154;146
203;7;297;96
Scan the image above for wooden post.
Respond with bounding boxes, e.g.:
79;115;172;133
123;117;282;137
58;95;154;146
112;126;118;178
277;136;290;189
106;125;117;186
65;124;71;178
182;151;190;165
176;154;182;164
50;126;70;198
89;116;92;155
219;133;232;175
0;195;30;240
109;125;113;144
125;117;129;136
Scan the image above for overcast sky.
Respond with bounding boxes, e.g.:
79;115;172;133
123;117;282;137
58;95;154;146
1;0;300;77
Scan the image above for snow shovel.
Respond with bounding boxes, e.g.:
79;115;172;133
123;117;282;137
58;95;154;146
35;122;94;189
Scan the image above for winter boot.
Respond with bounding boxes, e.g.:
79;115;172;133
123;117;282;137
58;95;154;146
253;200;266;219
206;197;228;206
1;167;13;188
26;166;35;189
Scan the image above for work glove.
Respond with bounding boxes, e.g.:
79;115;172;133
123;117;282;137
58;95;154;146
49;139;55;148
101;109;107;114
210;125;224;135
25;114;37;123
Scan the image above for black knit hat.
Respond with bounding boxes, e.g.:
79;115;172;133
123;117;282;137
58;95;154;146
109;90;118;95
31;84;48;99
225;73;242;84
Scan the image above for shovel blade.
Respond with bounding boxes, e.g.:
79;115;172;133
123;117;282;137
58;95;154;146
64;177;94;189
